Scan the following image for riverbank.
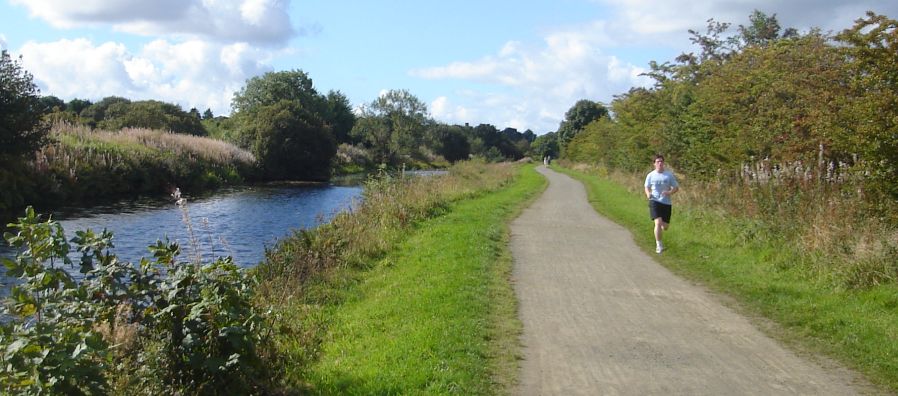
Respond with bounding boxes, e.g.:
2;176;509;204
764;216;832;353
0;160;530;394
554;164;898;393
255;161;545;393
0;123;257;220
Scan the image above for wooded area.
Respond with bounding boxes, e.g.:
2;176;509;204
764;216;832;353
562;11;898;204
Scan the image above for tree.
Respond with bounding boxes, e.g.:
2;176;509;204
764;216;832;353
738;10;797;48
232;70;326;116
0;50;50;160
426;124;470;162
97;100;207;135
530;132;559;160
231;70;338;179
202;108;214;120
836;12;898;199
690;32;846;174
324;90;356;144
557;99;609;147
238;100;335;181
38;95;65;113
352;89;429;163
522;129;537;143
66;98;92;115
80;96;131;128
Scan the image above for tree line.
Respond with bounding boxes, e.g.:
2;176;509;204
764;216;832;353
2;54;541;193
558;10;898;203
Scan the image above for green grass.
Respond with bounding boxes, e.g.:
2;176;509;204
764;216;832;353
296;165;545;395
554;165;898;393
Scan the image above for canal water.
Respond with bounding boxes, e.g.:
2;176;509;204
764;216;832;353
1;182;363;292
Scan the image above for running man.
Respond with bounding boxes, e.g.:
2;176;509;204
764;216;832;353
644;154;679;254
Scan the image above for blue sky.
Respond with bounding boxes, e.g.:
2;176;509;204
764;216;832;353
2;0;896;134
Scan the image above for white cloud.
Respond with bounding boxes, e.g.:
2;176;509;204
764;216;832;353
410;21;652;133
0;34;7;50
10;0;296;45
598;0;898;41
18;38;272;116
430;96;470;123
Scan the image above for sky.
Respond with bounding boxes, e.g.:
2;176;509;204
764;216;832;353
2;1;896;135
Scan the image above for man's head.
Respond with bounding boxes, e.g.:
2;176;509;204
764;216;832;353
653;154;665;171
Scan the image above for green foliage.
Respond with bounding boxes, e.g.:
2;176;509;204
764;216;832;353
98;100;207;136
0;50;50;161
0;206;275;394
232;69;326;115
324;90;356;145
231;70;343;180
202;115;239;142
66;98;93;115
556;99;609;148
79;96;131;128
352;89;430;164
237;100;335;181
530;131;559;159
564;10;898;206
836;12;898;200
463;123;525;161
738;10;796;47
426;123;471;162
38;95;65;113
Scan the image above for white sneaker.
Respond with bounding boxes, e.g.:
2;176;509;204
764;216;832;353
655;246;663;254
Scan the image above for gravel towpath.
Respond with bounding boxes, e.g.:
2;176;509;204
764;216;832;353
510;166;874;395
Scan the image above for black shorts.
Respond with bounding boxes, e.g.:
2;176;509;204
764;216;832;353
648;200;672;223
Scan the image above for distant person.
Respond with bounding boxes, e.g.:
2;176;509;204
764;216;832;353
644;154;679;254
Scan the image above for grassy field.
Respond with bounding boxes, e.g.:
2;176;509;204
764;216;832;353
286;164;545;394
554;165;898;393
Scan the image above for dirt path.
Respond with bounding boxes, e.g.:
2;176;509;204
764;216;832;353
510;166;875;395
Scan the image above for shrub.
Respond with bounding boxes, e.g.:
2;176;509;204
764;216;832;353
0;205;275;394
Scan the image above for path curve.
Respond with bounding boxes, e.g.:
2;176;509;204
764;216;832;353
510;166;872;395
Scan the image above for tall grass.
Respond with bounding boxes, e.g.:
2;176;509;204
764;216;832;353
562;160;898;289
51;123;256;165
4;122;258;211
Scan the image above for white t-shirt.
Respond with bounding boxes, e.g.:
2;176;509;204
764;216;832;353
644;170;678;205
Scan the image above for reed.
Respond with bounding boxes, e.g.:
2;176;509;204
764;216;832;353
17;122;258;209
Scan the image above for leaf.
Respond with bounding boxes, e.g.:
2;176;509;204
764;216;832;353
17;303;36;317
3;258;23;277
5;338;28;355
2;258;17;270
71;341;87;359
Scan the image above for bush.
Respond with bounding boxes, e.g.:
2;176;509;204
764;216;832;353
0;205;276;394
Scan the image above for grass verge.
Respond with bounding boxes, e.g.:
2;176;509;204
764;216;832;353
294;164;545;395
554;165;898;393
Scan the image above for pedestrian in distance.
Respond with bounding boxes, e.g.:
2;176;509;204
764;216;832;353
644;154;679;254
